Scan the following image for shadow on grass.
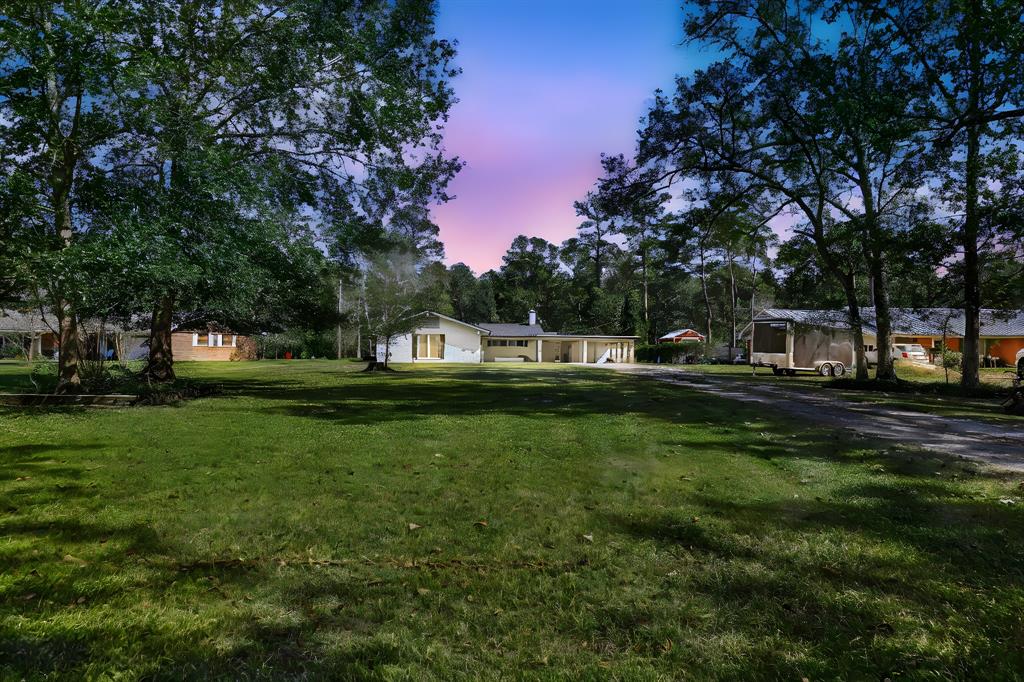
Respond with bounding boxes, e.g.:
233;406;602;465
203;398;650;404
2;364;1023;678
603;469;1024;677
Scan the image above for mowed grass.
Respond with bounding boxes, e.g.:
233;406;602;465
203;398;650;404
1;360;1024;680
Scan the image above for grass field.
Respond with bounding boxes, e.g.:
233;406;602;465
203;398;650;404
2;360;1024;679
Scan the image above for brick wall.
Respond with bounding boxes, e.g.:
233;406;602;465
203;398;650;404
171;332;249;361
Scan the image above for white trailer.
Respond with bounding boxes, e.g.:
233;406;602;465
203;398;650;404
750;319;855;377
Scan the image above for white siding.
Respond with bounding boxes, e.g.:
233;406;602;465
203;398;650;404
376;316;483;363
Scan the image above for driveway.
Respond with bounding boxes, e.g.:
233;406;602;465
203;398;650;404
612;364;1024;471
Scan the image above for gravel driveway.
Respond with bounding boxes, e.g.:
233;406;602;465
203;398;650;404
613;364;1024;471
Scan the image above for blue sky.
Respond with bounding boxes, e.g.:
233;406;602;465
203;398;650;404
433;0;711;272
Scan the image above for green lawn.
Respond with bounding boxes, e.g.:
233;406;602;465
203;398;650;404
2;360;1023;679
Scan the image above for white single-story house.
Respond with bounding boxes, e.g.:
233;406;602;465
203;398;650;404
377;310;638;364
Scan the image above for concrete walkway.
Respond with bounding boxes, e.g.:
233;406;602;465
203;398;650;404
613;364;1024;471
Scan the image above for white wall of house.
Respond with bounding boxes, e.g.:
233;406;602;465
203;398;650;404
377;315;483;363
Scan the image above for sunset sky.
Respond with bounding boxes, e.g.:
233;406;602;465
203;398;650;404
433;0;710;273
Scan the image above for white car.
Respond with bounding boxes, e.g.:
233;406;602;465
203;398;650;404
1017;348;1024;374
893;343;929;363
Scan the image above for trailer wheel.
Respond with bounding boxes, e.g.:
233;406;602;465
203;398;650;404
818;363;833;377
772;367;783;376
785;369;796;377
832;363;846;377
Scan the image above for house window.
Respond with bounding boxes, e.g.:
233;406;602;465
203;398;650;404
194;333;209;347
414;334;444;359
864;344;876;352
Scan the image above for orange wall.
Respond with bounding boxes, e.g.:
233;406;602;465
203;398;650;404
986;338;1024;364
171;333;249;361
894;336;934;346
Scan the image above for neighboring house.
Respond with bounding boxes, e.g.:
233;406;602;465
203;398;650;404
0;308;147;361
378;310;638;364
172;327;253;361
743;307;1024;368
658;328;706;344
0;308;252;362
0;309;58;359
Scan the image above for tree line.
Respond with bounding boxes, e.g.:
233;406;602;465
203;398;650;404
3;1;1021;391
419;0;1023;390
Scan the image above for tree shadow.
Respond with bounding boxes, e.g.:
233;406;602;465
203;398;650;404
602;466;1024;678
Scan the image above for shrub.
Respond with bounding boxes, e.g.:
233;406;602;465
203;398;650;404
941;348;963;372
635;343;699;364
0;343;24;360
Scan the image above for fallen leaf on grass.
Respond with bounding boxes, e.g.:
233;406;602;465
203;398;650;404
999;498;1017;505
416;587;430;596
474;520;488;527
582;534;593;543
407;523;422;531
62;554;87;566
15;476;31;481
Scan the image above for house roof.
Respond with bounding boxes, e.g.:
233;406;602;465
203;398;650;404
0;308;54;333
475;322;547;336
750;307;1024;337
658;328;706;341
419;311;492;334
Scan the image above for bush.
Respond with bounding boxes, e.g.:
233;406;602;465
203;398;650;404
0;343;24;360
256;330;335;359
635;343;700;364
941;348;963;372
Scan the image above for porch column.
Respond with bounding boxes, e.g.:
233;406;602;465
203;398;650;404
582;339;588;363
536;338;543;363
628;342;634;363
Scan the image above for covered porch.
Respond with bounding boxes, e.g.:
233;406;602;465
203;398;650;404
539;337;635;364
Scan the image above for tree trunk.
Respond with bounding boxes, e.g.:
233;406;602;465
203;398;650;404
727;249;737;362
144;295;176;382
871;274;896;382
56;304;82;393
749;253;759;357
699;243;712;359
961;96;982;390
336;277;344;360
841;274;869;381
641;247;649;325
851;138;897;383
